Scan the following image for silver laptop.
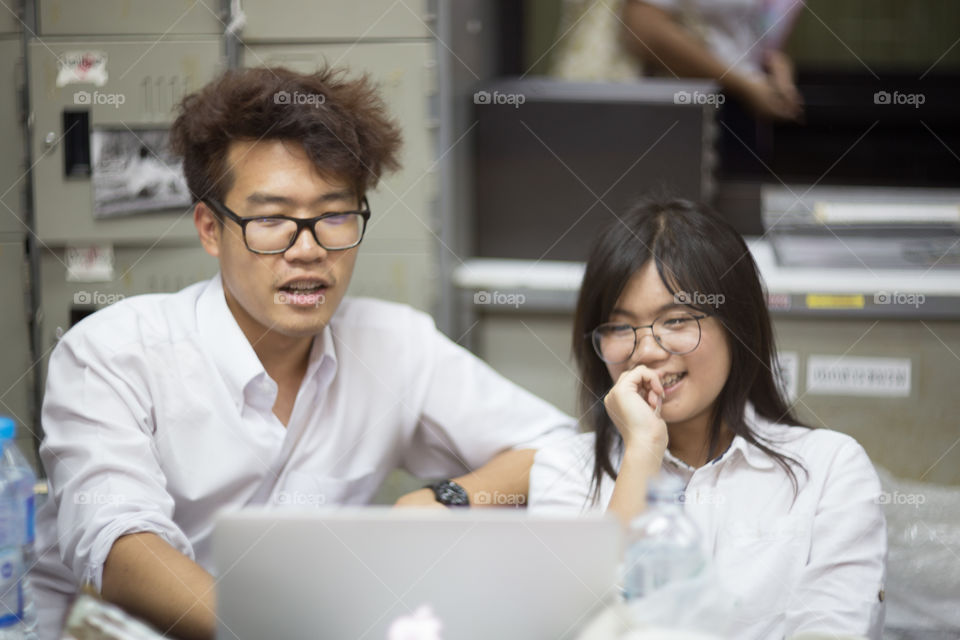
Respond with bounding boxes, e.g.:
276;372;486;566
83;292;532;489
213;508;621;640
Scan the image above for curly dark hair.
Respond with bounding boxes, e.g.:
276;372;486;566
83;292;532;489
169;66;402;206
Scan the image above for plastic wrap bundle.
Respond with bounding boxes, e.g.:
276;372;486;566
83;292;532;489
877;467;960;639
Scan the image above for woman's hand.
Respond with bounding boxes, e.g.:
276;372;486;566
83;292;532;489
604;365;668;461
604;365;668;524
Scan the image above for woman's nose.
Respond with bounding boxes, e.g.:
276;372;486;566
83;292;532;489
629;330;670;367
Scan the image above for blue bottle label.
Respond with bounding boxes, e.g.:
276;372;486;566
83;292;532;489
0;547;22;626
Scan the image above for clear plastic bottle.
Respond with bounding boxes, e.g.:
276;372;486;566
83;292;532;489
0;417;37;640
623;474;705;600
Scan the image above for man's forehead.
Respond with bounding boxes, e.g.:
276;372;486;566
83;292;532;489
223;139;355;200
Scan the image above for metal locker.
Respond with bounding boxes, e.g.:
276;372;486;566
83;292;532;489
37;0;224;36
28;37;224;243
0;36;26;235
239;0;432;42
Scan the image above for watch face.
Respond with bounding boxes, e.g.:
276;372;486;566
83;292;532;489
433;481;469;507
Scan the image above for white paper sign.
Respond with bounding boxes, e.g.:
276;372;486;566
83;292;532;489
56;51;109;87
66;245;115;282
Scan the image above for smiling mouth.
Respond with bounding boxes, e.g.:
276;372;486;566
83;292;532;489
661;372;687;389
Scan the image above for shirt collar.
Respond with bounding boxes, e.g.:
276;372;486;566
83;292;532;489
196;274;338;410
722;403;777;471
197;274;265;406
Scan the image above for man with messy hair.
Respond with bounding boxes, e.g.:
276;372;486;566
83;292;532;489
31;66;574;639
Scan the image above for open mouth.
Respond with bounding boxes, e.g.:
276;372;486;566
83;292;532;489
277;280;328;306
660;371;687;392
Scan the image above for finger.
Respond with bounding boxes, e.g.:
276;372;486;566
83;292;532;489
617;364;662;391
646;388;661;412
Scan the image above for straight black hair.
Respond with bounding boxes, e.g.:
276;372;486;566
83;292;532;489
572;199;809;502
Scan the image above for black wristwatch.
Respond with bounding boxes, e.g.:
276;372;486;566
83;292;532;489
426;480;470;507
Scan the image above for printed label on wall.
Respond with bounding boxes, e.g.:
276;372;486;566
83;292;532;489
806;355;911;397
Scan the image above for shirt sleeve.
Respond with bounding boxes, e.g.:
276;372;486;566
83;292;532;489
783;439;887;639
39;330;193;591
401;312;577;478
528;433;600;514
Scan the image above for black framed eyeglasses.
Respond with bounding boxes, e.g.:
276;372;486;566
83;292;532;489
203;197;371;254
588;310;708;363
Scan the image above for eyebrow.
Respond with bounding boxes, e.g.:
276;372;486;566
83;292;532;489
245;190;355;207
609;302;683;320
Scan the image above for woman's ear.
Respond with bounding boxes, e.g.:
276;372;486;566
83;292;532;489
194;202;221;258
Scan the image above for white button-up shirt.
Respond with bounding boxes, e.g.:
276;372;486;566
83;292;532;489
33;275;575;636
529;405;887;640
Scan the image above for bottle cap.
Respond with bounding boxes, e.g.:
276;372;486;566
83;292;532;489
0;416;14;441
646;474;685;503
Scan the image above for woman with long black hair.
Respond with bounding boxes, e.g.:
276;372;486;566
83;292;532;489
529;199;886;639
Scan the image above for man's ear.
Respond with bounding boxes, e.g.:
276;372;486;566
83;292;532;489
194;202;221;258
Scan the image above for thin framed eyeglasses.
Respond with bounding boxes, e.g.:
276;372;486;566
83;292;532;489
203;197;371;254
589;310;708;363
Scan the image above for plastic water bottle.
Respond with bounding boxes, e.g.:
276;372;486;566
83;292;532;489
623;474;704;600
0;417;37;639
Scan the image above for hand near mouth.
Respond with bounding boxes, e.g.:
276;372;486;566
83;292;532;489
603;364;668;461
